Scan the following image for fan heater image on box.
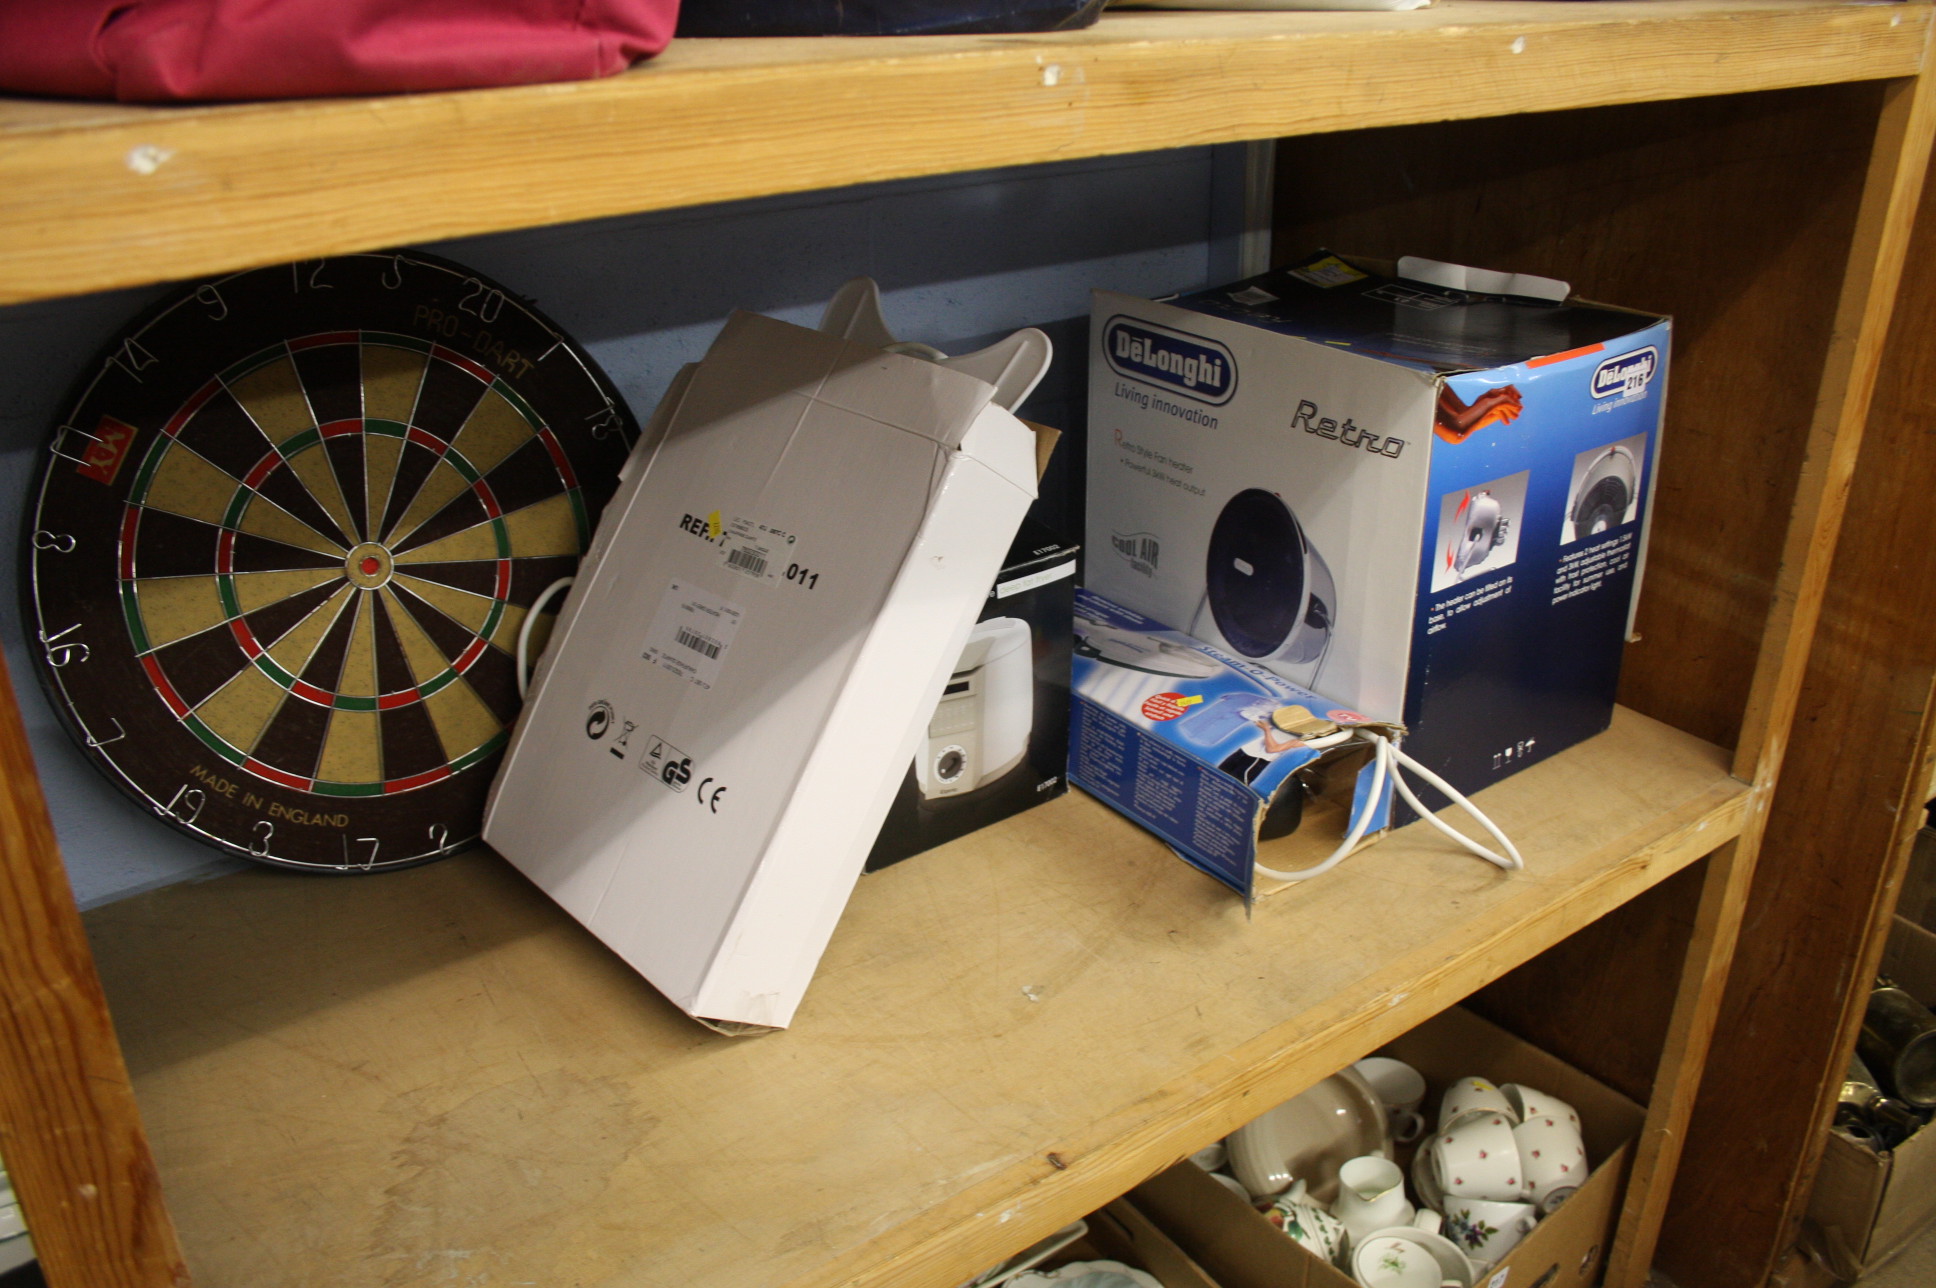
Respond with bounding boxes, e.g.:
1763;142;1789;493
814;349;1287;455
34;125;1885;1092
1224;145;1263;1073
917;616;1032;800
1568;444;1640;542
1451;491;1509;578
1190;488;1336;685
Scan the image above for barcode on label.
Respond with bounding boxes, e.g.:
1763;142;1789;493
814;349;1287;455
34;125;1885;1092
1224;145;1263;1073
675;626;722;659
726;546;767;577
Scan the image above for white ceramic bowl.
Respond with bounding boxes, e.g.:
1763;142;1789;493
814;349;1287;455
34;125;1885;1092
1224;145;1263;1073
1226;1067;1392;1203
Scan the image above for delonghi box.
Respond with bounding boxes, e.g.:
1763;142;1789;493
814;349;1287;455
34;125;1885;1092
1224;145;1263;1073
1069;587;1392;899
864;516;1079;872
1087;251;1669;815
484;281;1049;1030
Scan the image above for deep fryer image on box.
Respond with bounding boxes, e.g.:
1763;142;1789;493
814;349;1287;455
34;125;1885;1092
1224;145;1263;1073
865;518;1080;873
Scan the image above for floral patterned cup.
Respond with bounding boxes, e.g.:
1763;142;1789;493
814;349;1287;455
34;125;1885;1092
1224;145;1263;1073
1501;1084;1578;1128
1430;1114;1525;1203
1441;1197;1539;1270
1267;1179;1349;1268
1513;1113;1588;1213
1438;1076;1517;1131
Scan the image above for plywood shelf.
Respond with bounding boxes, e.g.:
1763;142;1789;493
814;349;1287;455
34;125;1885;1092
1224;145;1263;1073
83;706;1745;1288
0;0;1926;306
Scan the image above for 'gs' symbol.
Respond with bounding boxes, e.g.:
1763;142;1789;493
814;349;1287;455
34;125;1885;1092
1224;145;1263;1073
661;756;692;790
698;777;728;814
585;701;614;740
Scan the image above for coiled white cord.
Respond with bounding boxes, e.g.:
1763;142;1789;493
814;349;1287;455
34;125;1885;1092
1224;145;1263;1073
1254;729;1524;882
516;576;577;698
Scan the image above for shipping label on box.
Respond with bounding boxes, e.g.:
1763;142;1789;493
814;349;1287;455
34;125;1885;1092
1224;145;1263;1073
1087;252;1670;817
1069;587;1392;899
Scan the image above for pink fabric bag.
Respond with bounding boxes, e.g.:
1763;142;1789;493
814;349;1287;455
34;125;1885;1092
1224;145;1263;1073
0;0;678;102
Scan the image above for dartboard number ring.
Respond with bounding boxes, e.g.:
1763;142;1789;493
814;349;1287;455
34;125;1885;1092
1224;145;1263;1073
25;251;635;872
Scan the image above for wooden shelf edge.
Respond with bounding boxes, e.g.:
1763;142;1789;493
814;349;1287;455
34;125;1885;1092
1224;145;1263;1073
813;768;1753;1288
86;706;1749;1288
0;1;1926;305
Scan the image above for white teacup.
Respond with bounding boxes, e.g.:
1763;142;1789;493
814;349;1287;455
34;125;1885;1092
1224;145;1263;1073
1513;1113;1588;1213
1351;1216;1477;1288
1336;1156;1413;1248
1501;1084;1578;1128
1430;1113;1525;1203
1439;1076;1517;1131
1440;1197;1539;1270
1356;1057;1429;1143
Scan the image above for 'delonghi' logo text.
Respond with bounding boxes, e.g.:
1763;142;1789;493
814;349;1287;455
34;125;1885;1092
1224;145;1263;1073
1591;346;1660;400
1103;316;1238;406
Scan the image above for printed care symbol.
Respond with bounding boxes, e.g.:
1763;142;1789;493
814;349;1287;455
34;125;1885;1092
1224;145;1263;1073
585;700;614;740
642;736;692;791
610;720;637;758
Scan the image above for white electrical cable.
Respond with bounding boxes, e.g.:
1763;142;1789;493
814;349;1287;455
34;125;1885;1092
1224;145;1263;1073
1384;741;1524;871
516;576;577;698
1252;729;1524;882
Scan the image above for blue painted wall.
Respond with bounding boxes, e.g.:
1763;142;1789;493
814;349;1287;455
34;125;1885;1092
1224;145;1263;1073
0;146;1245;907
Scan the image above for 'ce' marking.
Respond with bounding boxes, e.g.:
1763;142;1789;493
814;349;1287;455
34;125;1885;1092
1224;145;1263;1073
697;778;728;814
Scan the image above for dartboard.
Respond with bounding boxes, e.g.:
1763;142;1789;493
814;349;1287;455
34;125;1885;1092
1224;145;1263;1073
24;251;636;872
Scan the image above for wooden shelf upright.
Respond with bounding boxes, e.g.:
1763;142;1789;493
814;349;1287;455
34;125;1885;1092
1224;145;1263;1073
0;5;1931;1286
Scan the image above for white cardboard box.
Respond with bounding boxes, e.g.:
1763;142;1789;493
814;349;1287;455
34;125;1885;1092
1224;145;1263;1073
485;285;1047;1030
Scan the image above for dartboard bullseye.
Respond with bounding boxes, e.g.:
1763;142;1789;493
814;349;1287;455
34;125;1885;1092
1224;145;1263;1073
25;252;636;872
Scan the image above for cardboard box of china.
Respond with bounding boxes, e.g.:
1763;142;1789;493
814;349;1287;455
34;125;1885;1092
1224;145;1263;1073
995;1200;1225;1288
1129;1006;1644;1288
1086;252;1668;821
1804;915;1936;1279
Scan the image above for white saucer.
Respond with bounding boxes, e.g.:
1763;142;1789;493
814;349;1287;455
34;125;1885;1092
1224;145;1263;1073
1351;1226;1477;1288
1226;1067;1391;1203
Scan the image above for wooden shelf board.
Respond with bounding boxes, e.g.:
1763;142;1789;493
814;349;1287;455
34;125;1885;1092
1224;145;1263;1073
84;705;1748;1288
0;0;1925;306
